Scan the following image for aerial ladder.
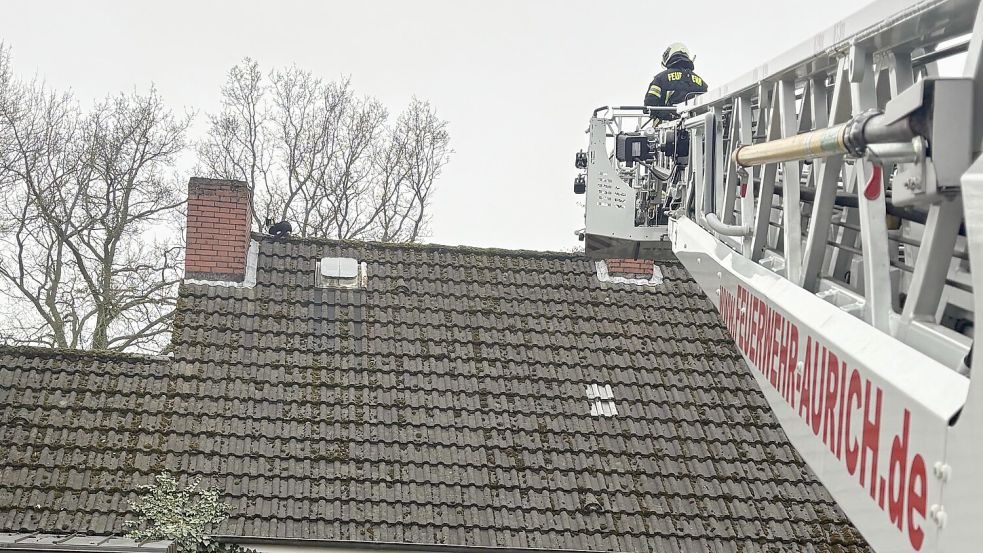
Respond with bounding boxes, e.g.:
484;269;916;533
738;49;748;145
576;0;983;551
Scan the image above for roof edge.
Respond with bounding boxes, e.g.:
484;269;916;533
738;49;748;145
220;535;626;553
0;534;173;553
252;233;597;261
0;344;169;364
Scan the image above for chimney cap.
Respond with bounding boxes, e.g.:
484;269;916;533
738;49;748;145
188;177;249;191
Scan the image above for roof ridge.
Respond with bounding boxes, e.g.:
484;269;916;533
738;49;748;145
251;232;678;262
0;344;169;363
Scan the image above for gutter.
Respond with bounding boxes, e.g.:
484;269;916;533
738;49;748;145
217;535;628;553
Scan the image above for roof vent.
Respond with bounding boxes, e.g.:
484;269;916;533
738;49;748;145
586;384;617;417
581;492;603;512
315;257;367;289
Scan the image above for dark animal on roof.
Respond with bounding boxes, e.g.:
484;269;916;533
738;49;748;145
265;217;292;238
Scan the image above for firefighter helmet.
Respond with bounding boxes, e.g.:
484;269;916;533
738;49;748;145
661;42;692;68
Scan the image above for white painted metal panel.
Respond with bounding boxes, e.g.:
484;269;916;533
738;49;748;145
672;216;966;552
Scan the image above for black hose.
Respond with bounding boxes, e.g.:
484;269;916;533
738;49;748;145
770;182;966;236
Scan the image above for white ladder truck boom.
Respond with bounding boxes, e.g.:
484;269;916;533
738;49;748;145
575;0;983;551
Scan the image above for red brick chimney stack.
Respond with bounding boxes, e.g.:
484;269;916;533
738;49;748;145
185;177;252;282
606;259;654;279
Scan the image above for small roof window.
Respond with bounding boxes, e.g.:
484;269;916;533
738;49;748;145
322;257;359;279
315;257;366;289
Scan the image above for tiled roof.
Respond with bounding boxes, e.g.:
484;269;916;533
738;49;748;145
0;236;871;552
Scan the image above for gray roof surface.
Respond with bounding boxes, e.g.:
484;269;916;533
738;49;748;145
0;236;871;552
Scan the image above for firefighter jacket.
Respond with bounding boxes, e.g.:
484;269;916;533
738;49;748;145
643;61;708;121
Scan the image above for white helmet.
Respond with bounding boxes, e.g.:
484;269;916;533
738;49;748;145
662;42;692;67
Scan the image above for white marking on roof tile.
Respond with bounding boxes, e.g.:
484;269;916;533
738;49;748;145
586;383;618;417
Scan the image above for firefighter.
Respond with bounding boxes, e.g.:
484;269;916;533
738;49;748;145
644;43;708;124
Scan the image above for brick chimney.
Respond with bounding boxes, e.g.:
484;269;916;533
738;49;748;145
185;177;252;282
605;259;655;279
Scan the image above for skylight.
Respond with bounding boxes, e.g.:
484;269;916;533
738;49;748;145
315;257;367;289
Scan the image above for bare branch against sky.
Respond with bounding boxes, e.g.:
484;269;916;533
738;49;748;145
0;44;451;351
0;0;867;252
0;0;877;351
0;42;188;352
198;59;451;241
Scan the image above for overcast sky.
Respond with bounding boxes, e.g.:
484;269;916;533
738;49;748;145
0;0;864;252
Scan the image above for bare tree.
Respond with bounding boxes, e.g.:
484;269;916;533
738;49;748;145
0;50;449;352
199;59;451;241
0;44;189;352
382;98;451;242
197;59;269;228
